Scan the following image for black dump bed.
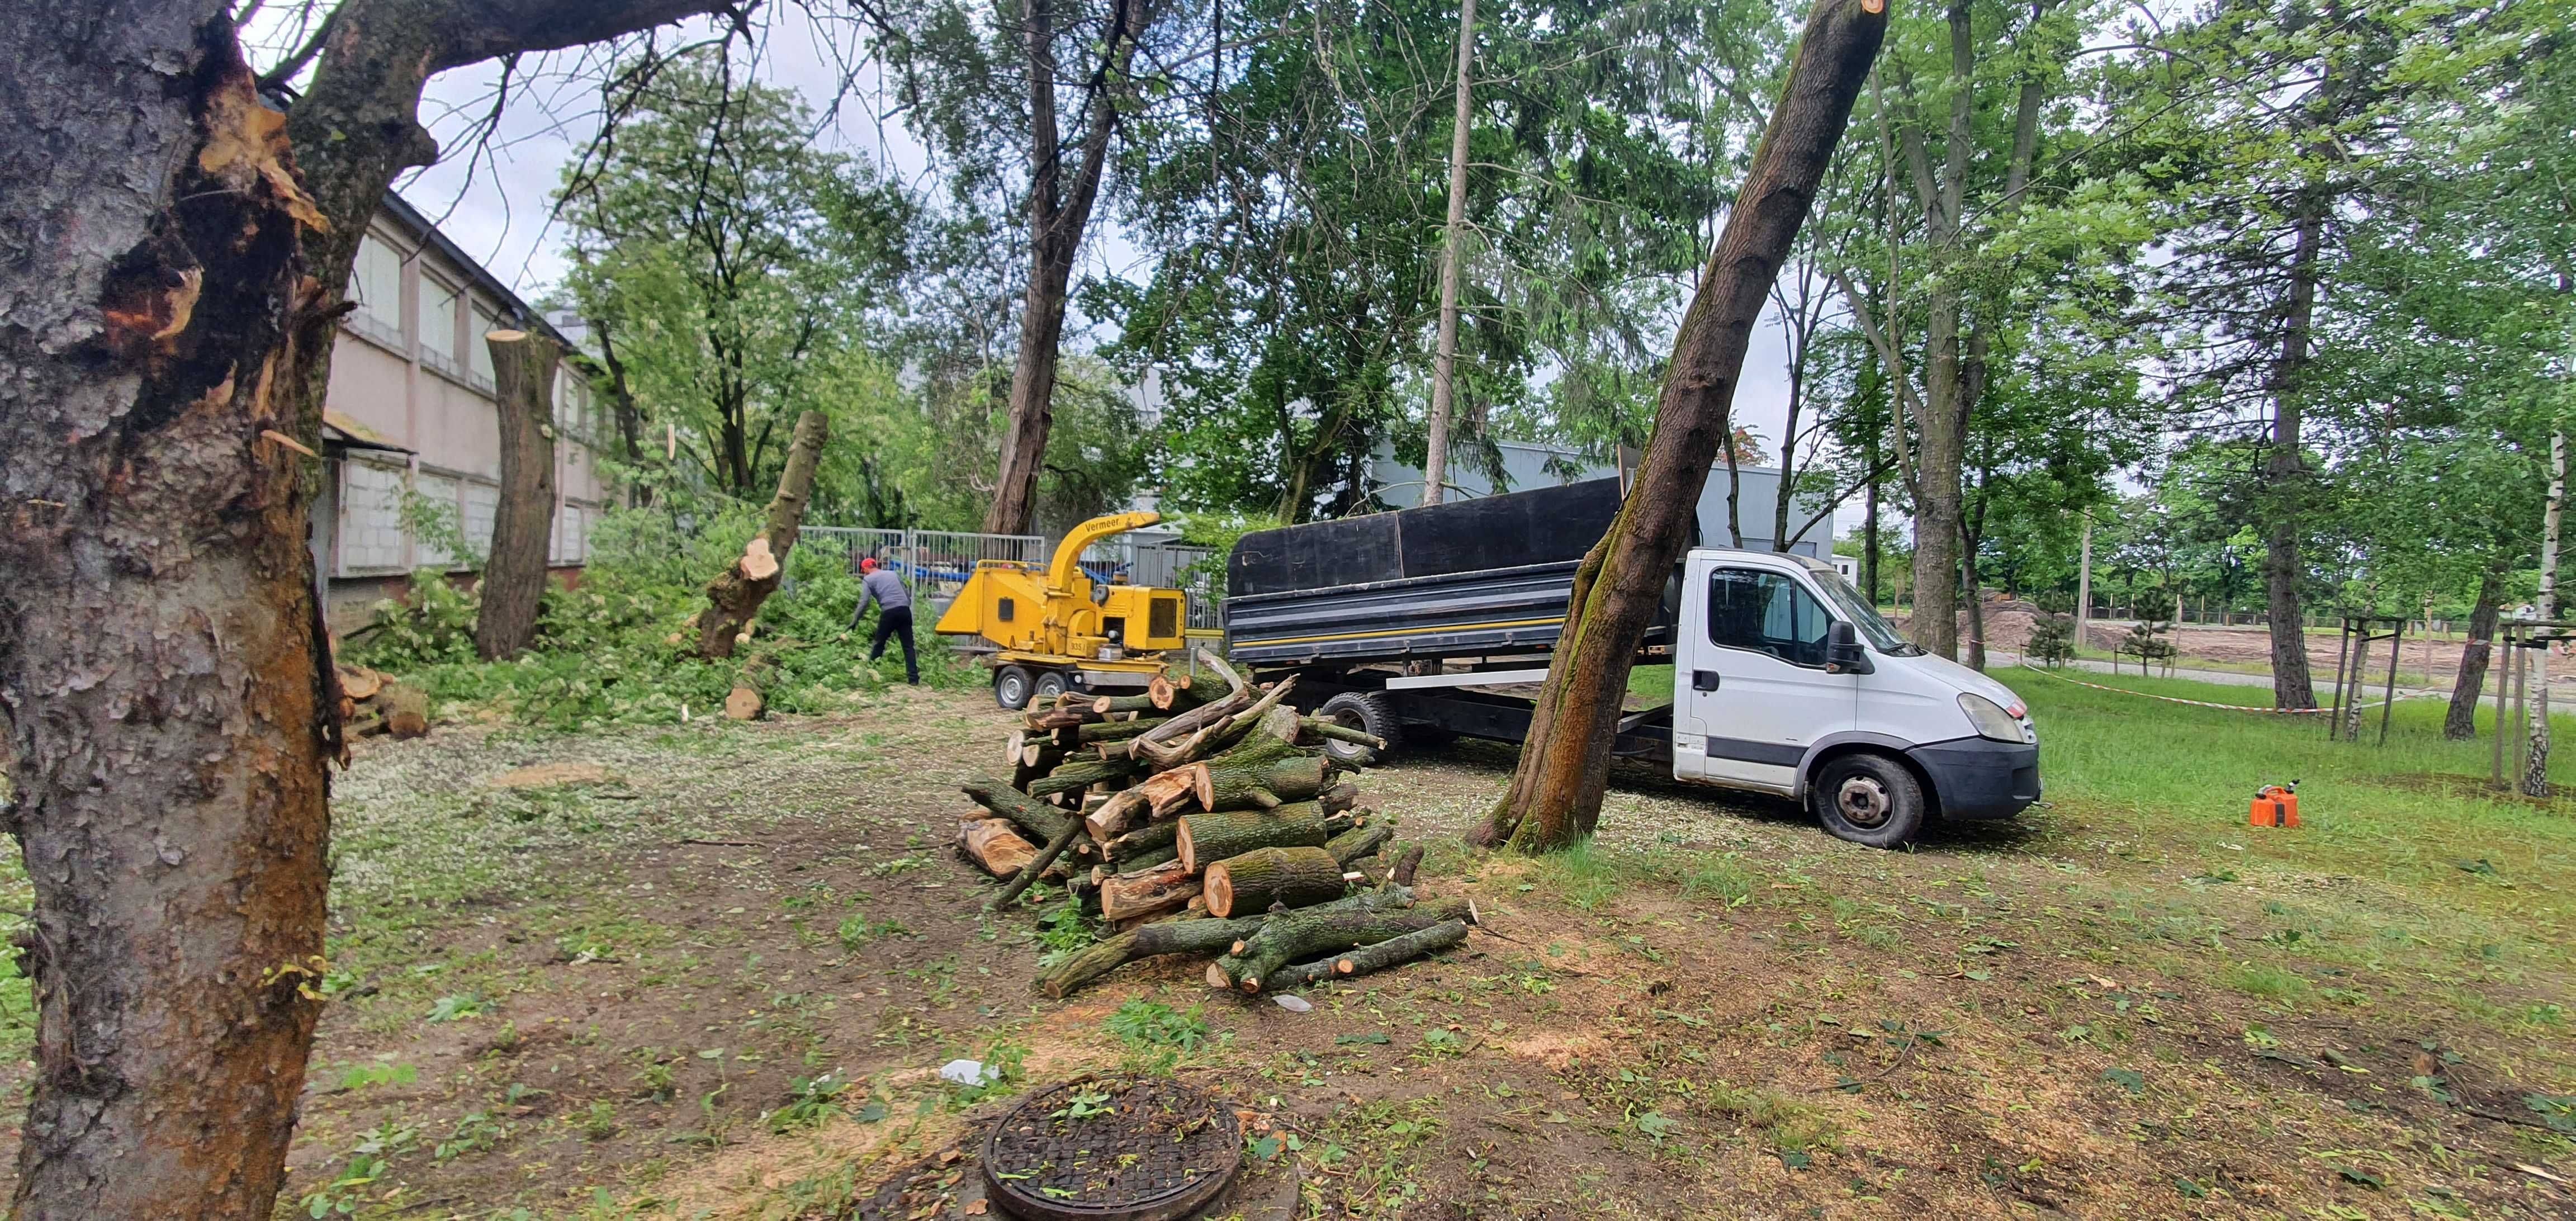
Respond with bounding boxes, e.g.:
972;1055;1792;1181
1224;478;1628;668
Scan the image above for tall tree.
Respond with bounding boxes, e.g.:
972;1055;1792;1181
1420;0;1479;505
3;0;732;1213
982;0;1156;533
473;329;562;659
1473;0;1886;853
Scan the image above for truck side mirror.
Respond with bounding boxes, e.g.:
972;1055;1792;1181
1826;619;1873;674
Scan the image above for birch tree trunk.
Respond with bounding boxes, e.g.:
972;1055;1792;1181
1471;0;1887;851
474;329;561;659
0;12;336;1215
1420;0;1479;508
2525;428;2563;797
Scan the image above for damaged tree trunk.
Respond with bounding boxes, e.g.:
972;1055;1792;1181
690;409;827;658
1471;0;1886;851
2447;567;2503;740
473;328;561;659
0;16;334;1218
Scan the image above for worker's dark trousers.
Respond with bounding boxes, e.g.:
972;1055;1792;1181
870;607;919;684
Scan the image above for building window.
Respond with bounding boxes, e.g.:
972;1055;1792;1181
413;472;462;570
348;235;405;343
336;460;408;574
467;305;500;386
460;481;499;564
422;278;463;373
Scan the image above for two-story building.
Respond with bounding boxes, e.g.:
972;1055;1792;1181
312;192;621;633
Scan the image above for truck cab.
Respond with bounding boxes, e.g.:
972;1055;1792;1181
1668;549;2039;845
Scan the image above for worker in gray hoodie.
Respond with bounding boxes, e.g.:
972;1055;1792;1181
849;556;918;684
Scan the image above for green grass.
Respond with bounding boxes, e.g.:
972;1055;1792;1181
2002;664;2576;1002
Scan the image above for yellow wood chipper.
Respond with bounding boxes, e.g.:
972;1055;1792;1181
932;512;1191;708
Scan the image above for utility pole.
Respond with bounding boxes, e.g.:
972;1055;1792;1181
1419;0;1478;508
2075;512;2094;657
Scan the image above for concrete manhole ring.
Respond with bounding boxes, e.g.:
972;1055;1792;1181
979;1076;1242;1220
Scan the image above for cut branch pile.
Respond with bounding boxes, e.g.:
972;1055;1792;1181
336;665;429;740
949;651;1470;997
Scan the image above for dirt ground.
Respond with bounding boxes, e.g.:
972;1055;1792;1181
0;685;2567;1220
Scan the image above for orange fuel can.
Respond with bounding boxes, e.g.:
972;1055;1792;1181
2250;783;2300;828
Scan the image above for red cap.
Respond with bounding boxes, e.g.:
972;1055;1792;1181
859;557;879;572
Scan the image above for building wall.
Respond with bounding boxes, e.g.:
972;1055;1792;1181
319;207;618;633
1370;441;1835;558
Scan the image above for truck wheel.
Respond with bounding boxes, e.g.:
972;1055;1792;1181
1811;753;1926;848
1032;670;1070;703
1315;692;1401;765
993;665;1035;711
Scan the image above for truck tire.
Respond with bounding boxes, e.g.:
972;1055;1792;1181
1810;752;1925;848
1033;670;1071;703
1315;692;1401;765
993;665;1035;711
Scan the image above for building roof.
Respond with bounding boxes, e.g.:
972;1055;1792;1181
371;191;572;351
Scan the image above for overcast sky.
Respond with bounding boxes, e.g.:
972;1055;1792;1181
352;17;1810;474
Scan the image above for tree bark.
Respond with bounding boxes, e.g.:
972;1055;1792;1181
1202;846;1348;919
1034;913;1268;998
1192;752;1332;812
1267;919;1470;991
962;776;1077;844
2526;428;2563;798
2447;567;2502;740
1420;0;1479;508
1472;0;1885;851
1219;896;1471;993
1098;858;1201;921
982;0;1151;534
0;13;338;1217
689;409;827;658
473;329;561;659
2261;200;2325;709
1177;807;1332;873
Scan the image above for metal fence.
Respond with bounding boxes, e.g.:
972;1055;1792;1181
801;527;1224;630
799;527;1046;613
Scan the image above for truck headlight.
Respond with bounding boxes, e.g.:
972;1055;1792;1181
1958;693;2026;743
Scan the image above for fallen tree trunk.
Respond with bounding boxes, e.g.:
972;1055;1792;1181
1035;913;1268;998
1176;807;1330;872
1098;858;1201;921
690;410;828;659
962;776;1077;844
1218;896;1474;994
1202;846;1348;919
1195;752;1333;812
1267;919;1471;991
959;818;1040;877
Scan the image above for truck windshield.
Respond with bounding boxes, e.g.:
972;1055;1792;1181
1811;571;1920;656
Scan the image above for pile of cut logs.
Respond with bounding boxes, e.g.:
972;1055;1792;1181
955;650;1475;998
335;665;430;740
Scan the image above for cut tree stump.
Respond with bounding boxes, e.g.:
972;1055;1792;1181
337;666;385;702
1098;858;1201;921
723;686;764;721
474;328;561;660
1201;846;1347;919
960;776;1076;844
958;818;1039;877
689;410;827;659
1175;807;1329;873
1267;919;1470;990
380;683;429;740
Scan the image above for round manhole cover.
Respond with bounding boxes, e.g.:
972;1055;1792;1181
980;1077;1242;1220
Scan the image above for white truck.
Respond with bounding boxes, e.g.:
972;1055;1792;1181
1223;479;2040;847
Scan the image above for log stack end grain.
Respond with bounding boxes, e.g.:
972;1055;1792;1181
973;649;1460;995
